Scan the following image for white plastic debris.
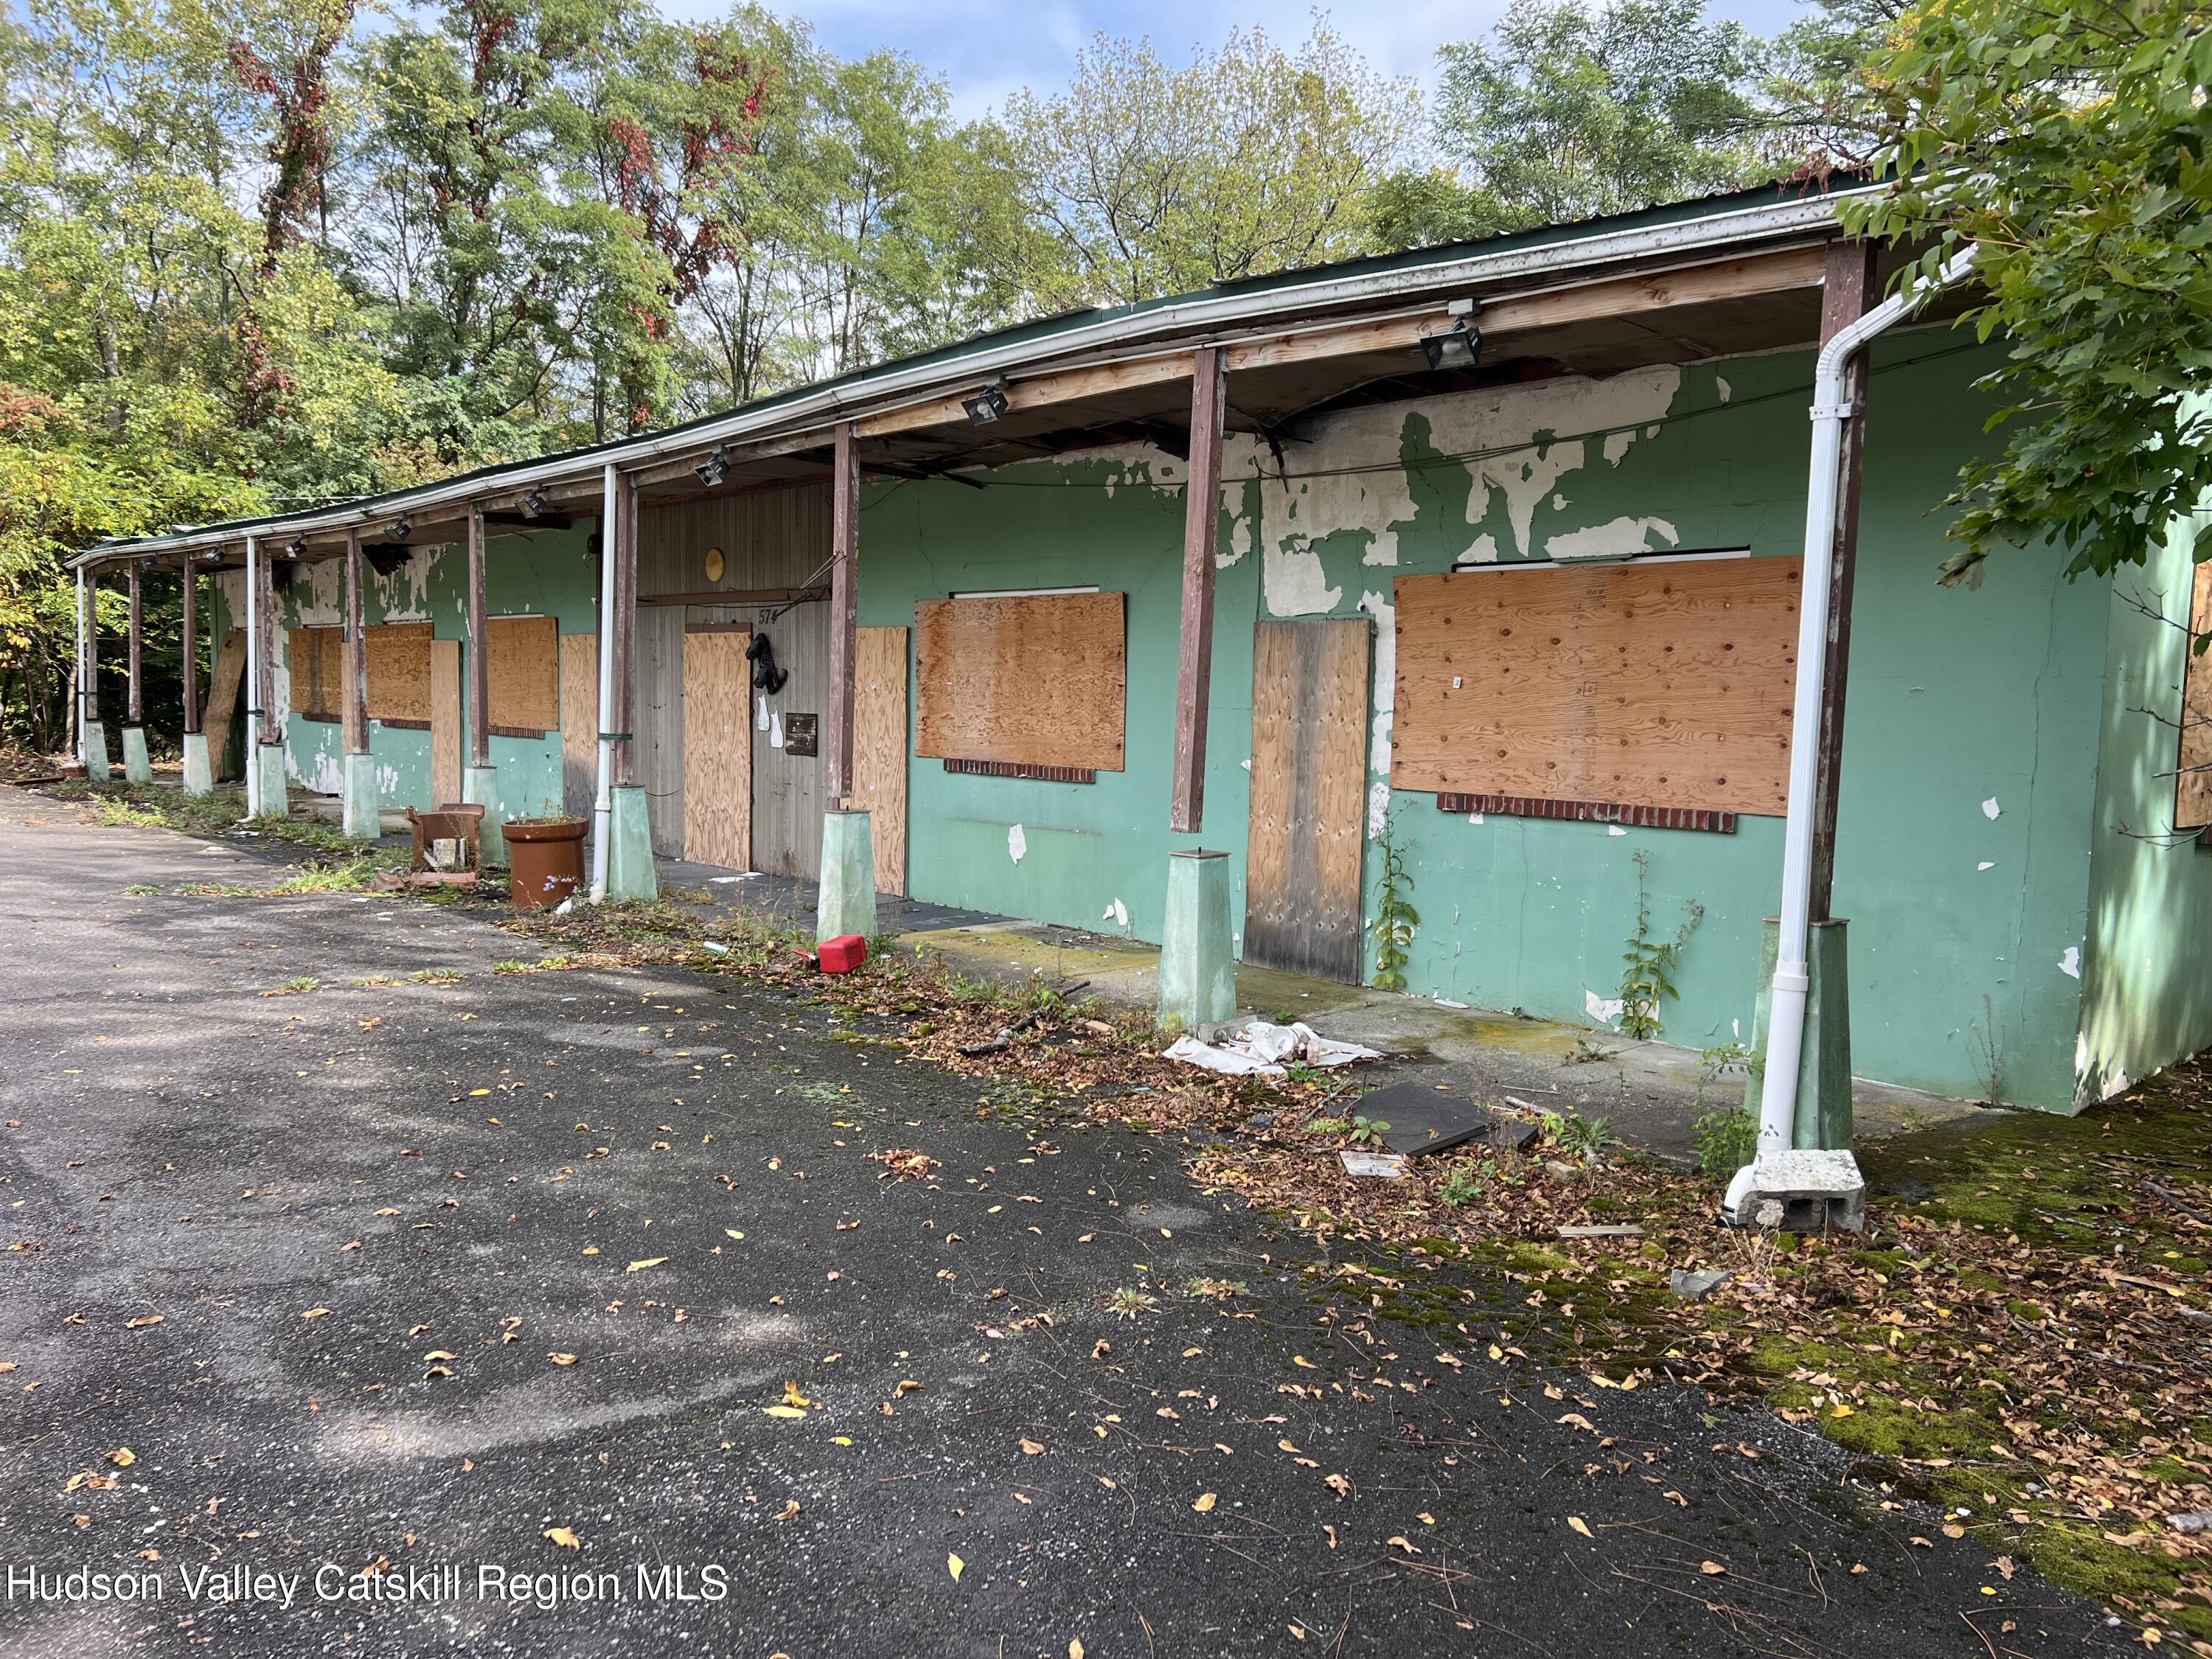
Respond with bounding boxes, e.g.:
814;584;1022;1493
1340;1150;1408;1179
1161;1020;1381;1079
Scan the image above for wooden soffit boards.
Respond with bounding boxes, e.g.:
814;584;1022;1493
849;246;1829;449
1391;557;1802;816
914;593;1127;773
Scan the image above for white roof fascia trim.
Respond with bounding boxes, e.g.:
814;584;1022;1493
82;189;1855;566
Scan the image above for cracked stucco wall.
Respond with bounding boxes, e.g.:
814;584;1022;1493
863;335;2110;1109
2076;482;2212;1105
209;527;598;821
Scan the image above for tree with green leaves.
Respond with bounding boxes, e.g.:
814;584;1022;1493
1848;0;2212;586
1376;0;1772;250
1001;23;1417;305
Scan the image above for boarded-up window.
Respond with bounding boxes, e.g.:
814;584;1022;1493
914;593;1126;772
285;627;344;720
2177;563;2212;830
366;623;434;725
1391;557;1801;817
487;614;560;734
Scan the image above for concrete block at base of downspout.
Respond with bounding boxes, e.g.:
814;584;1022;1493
120;725;152;785
605;785;657;902
1744;918;1854;1150
816;810;878;943
341;752;380;841
84;721;111;783
1158;849;1237;1032
181;733;212;797
254;745;288;819
462;765;505;866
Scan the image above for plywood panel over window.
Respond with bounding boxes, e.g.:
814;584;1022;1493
1392;557;1801;816
487;614;560;734
914;593;1126;773
287;627;344;720
366;623;434;724
2176;563;2212;830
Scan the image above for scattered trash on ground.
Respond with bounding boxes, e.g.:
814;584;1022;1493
1162;1019;1380;1078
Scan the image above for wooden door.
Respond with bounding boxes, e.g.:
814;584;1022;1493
852;626;908;895
430;637;462;805
683;628;752;870
202;629;246;779
1244;619;1371;982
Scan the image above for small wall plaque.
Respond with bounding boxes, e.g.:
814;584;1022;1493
704;546;726;582
784;712;818;757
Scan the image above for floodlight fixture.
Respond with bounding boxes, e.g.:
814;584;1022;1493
961;380;1011;425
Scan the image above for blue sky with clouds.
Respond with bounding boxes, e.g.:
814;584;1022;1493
661;0;1818;117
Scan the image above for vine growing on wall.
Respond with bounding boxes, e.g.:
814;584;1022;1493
1370;806;1419;992
1616;848;1702;1039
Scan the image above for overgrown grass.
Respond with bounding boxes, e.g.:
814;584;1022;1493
49;779;409;894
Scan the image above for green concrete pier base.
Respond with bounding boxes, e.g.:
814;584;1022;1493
1158;849;1236;1032
84;720;111;783
342;752;381;841
254;744;288;819
817;810;878;943
605;785;658;902
1745;917;1854;1150
120;725;152;785
181;732;212;797
463;765;505;866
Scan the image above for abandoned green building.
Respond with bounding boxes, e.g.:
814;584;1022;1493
70;181;2212;1127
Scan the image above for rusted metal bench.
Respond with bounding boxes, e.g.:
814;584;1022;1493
399;803;484;886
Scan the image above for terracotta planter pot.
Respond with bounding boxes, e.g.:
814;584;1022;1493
504;817;588;911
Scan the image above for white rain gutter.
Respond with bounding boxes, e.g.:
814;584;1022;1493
1753;246;1978;1155
589;463;616;903
69;191;1863;570
242;535;262;818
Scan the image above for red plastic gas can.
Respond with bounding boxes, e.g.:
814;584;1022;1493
818;933;868;975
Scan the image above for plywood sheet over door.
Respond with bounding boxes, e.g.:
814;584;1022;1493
684;630;752;871
202;629;246;779
430;637;462;806
852;626;908;896
1245;619;1371;983
559;634;598;818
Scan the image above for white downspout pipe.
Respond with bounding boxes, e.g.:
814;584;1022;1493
1755;246;1978;1155
242;535;262;818
590;463;617;902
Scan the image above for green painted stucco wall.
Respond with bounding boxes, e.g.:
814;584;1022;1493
252;524;598;824
2076;502;2212;1105
858;336;2114;1109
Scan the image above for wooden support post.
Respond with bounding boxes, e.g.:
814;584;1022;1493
125;563;142;726
257;543;282;743
181;564;199;734
78;569;95;741
466;504;490;769
611;470;639;788
1169;346;1227;835
1806;240;1879;922
828;420;859;804
344;531;369;755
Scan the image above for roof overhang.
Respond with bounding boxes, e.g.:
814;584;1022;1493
77;184;1905;572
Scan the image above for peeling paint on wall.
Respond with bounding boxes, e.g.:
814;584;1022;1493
1544;515;1679;562
1585;988;1625;1025
1008;823;1026;863
2059;945;2081;978
1265;538;1342;616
